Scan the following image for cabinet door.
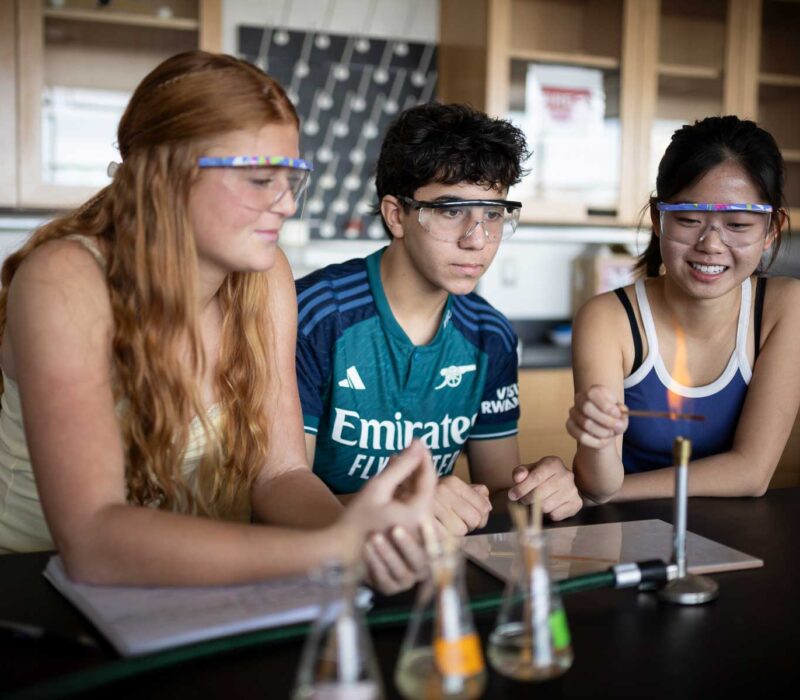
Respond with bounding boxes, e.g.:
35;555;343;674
517;368;576;468
16;0;220;210
647;0;732;193
506;0;627;226
774;416;800;489
452;368;575;483
0;0;17;207
758;0;800;220
440;0;638;226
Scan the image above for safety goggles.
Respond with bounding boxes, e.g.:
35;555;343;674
398;196;522;243
656;202;773;249
198;156;312;213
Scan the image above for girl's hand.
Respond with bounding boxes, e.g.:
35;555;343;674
338;440;436;546
332;441;435;594
363;525;428;595
566;385;628;450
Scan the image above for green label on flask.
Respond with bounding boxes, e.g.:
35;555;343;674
549;608;571;650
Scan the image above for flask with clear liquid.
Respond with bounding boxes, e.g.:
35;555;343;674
487;529;573;681
395;541;486;699
292;562;383;700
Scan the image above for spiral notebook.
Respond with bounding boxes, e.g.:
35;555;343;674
44;556;370;657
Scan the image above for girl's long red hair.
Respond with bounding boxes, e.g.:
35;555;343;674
0;51;299;517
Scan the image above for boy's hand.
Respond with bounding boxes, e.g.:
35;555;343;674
507;456;582;521
433;475;492;536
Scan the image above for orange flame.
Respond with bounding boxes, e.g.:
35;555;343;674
668;324;690;415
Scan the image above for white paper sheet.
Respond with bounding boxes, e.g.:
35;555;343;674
44;556;370;657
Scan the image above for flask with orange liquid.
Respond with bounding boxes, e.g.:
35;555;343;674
395;523;486;699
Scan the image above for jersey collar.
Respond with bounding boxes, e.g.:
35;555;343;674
365;247;454;350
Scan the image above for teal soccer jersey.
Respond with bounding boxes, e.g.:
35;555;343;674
296;248;520;494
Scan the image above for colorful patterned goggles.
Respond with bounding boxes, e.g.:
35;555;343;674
198;156;313;213
656;202;773;249
399;196;522;243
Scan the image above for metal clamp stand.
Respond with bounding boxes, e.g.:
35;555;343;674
658;437;719;605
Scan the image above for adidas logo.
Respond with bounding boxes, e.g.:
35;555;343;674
338;365;366;390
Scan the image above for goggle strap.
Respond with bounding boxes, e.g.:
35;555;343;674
400;195;522;212
198;156;314;171
656;202;772;213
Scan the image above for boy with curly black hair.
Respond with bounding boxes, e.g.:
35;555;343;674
295;103;581;591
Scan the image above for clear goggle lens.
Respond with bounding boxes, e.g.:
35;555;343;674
198;156;312;214
657;202;772;249
401;196;522;243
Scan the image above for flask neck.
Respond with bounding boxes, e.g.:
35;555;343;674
515;531;552;583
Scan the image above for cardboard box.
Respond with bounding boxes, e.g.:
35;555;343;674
571;248;637;317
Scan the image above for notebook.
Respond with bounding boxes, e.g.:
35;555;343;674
462;519;763;583
44;556;370;657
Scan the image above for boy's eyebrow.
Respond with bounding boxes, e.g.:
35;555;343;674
427;195;505;203
429;195;465;203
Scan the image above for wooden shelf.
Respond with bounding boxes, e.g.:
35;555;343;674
43;7;198;31
512;226;642;246
759;72;800;88
508;49;619;70
782;149;800;163
658;63;721;80
518;213;622;228
441;0;800;233
512;196;621;228
14;0;220;209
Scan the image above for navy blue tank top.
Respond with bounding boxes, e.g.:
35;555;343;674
618;278;762;474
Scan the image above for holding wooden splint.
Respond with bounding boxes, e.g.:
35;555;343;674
568;116;800;503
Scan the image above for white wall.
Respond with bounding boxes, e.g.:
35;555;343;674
480;239;587;320
0;219;42;263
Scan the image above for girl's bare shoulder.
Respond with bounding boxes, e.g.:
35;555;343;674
12;237;108;291
7;237;112;332
762;275;800;318
754;276;800;347
574;286;633;334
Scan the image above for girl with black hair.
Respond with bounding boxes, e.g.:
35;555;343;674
567;116;800;502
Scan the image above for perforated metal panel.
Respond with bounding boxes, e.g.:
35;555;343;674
238;27;437;240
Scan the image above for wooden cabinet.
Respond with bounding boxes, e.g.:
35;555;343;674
5;0;220;210
646;0;730;188
774;420;800;489
634;0;799;218
440;0;632;226
757;0;800;219
0;1;17;208
454;367;575;482
439;0;800;227
516;368;576;467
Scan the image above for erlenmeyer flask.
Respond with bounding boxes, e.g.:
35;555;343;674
292;562;383;699
395;540;486;699
488;529;573;681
